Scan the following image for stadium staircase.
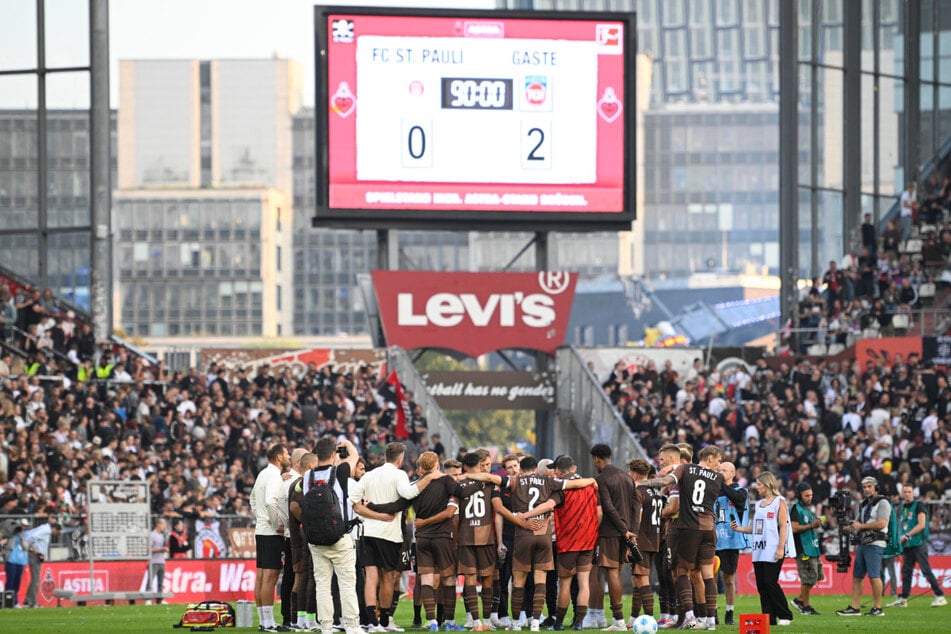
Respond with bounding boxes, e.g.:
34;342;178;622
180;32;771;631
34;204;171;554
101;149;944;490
554;346;648;475
0;263;157;366
387;346;465;460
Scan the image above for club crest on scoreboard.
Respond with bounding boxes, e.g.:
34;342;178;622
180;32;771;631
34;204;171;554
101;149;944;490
332;19;355;44
521;76;551;112
596;24;623;54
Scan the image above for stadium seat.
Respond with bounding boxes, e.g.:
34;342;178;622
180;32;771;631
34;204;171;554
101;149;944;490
807;343;827;356
919;282;936;304
827;343;845;355
891;313;910;330
862;328;881;339
901;238;923;255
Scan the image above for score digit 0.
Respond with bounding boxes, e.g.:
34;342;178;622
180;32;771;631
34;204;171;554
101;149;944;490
402;119;433;168
521;120;552;170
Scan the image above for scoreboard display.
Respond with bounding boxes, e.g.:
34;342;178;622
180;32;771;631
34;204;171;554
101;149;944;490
314;7;636;231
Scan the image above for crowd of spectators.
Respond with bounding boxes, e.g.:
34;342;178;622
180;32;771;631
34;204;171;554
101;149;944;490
602;350;951;510
797;199;951;352
1;195;950;557
0;340;440;535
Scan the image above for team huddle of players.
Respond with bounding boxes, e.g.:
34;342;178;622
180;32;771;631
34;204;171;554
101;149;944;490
383;442;731;632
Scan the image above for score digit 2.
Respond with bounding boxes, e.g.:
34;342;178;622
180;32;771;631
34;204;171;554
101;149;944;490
521;121;551;170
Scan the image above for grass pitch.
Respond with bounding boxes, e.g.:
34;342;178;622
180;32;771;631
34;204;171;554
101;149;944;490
0;593;946;633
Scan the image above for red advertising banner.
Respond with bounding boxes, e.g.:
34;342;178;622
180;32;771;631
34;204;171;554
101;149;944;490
10;555;951;606
855;336;923;368
0;559;258;606
735;555;951;596
372;271;576;357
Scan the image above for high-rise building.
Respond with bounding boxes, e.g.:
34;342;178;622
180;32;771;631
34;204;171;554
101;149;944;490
114;58;300;338
3;1;947;345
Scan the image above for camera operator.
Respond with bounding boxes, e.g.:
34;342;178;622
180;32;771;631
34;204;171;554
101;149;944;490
836;476;890;617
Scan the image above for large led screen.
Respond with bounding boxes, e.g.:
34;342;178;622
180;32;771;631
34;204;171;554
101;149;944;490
314;6;636;230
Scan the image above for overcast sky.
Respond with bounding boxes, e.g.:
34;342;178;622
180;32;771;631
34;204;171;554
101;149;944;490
0;0;498;108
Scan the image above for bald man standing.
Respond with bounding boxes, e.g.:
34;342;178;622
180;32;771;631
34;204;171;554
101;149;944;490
279;447;308;629
713;462;749;626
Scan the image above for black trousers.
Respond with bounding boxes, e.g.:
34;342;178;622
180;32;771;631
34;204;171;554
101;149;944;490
900;544;944;598
752;560;793;624
280;537;294;624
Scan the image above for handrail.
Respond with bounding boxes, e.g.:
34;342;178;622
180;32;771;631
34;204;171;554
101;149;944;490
6;324;78;368
555;346;647;475
385;346;464;461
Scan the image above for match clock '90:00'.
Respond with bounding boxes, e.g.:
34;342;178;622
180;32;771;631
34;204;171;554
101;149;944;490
441;77;514;110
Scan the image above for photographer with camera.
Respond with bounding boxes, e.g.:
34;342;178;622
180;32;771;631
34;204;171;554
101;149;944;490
836;476;890;617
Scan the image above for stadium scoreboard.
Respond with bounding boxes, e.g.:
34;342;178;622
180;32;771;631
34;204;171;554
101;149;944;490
314;7;636;231
87;480;151;560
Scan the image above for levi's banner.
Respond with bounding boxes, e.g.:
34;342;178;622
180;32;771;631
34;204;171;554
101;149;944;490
372;271;576;357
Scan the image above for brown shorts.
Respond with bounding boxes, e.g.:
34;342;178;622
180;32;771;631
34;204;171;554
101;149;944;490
675;529;716;569
513;534;554;572
417;536;457;577
457;544;496;577
633;551;654;576
557;550;593;577
596;536;627;570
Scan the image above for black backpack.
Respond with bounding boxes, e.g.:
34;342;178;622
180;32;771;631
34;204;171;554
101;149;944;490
301;466;347;546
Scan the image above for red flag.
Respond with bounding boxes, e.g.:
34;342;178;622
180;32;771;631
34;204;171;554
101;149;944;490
386;371;411;440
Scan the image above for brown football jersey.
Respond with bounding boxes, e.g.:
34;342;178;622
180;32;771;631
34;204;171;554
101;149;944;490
671;463;722;531
414;474;460;539
511;474;566;537
454;479;496;546
636;485;663;553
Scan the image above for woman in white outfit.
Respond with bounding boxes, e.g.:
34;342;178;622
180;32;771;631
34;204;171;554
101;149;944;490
732;472;795;626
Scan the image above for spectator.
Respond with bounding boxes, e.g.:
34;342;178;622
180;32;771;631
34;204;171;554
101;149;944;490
168;518;190;558
148;518;168;603
900;182;917;242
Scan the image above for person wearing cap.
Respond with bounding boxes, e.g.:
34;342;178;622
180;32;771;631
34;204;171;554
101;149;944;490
2;520;30;606
790;482;823;615
836;476;891;617
888;482;947;608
